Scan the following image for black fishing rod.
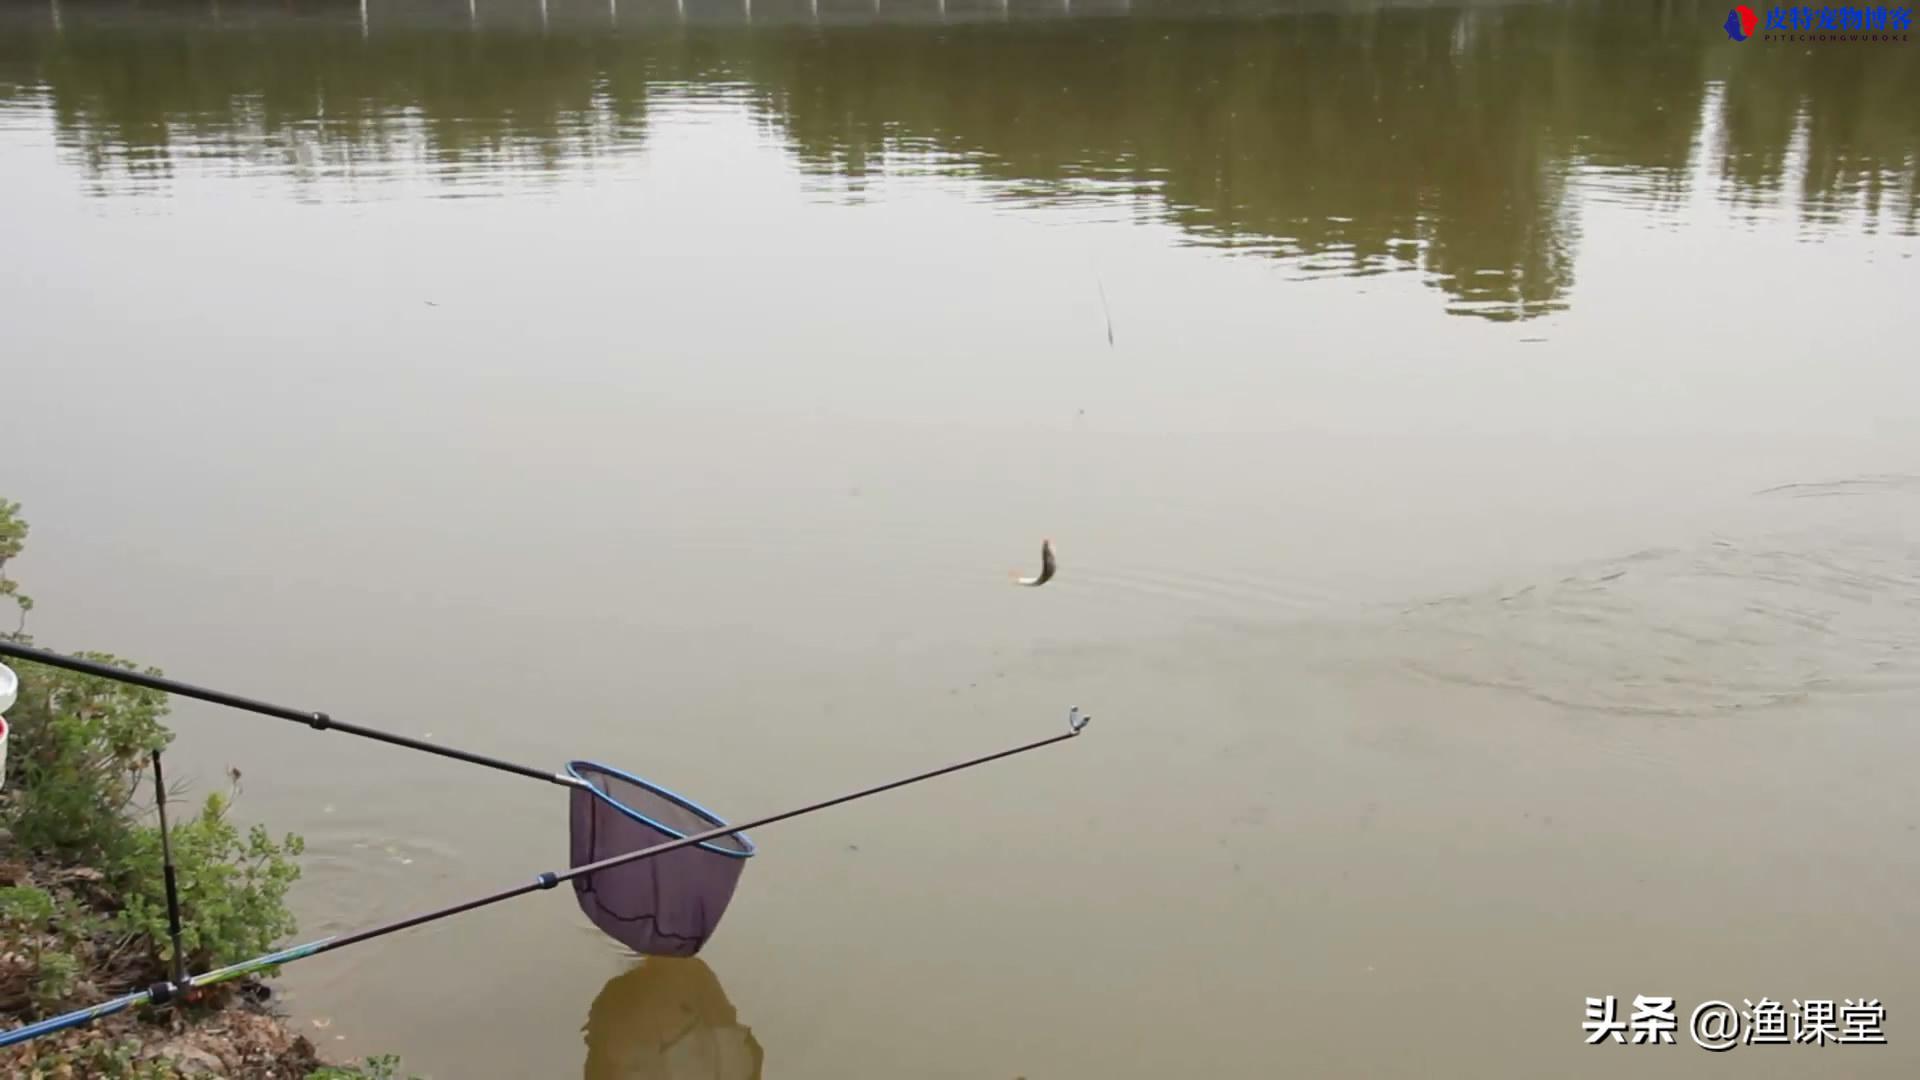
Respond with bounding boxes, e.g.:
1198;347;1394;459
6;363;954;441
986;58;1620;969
0;639;590;790
0;707;1091;1048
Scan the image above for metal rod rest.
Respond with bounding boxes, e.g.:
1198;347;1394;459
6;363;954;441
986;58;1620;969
150;750;188;988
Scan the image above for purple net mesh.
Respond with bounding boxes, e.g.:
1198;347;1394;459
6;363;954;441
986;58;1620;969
568;762;754;957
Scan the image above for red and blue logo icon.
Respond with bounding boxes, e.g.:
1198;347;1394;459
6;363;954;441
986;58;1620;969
1724;4;1760;37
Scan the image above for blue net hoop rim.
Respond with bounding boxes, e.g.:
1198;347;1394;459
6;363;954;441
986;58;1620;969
566;760;757;859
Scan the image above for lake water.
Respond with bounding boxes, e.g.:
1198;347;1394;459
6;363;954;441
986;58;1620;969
2;1;1918;1076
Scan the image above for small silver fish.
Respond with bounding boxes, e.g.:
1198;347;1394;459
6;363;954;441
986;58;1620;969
1014;539;1057;587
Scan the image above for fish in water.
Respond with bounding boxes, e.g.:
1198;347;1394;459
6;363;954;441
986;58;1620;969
1014;539;1057;587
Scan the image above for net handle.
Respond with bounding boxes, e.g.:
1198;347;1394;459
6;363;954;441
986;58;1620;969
0;639;587;790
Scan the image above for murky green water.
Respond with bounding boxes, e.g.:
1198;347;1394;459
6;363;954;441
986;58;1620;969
3;2;1918;1077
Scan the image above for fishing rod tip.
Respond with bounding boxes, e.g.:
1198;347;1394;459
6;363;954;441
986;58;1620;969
1068;707;1091;734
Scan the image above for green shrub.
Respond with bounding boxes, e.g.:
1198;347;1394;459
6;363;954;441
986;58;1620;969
306;1054;423;1080
2;653;174;867
0;884;100;1013
117;791;304;972
0;496;32;630
0;883;58;928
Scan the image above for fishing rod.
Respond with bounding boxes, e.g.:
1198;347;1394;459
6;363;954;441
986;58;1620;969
0;707;1090;1049
0;639;591;790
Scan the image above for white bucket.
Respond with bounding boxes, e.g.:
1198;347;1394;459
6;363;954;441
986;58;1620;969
0;661;14;789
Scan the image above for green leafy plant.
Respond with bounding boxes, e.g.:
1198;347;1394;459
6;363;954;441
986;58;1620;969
0;883;58;928
0;885;66;1009
30;949;82;1013
117;790;305;973
306;1054;422;1080
0;884;104;1014
0;497;32;632
2;653;174;867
